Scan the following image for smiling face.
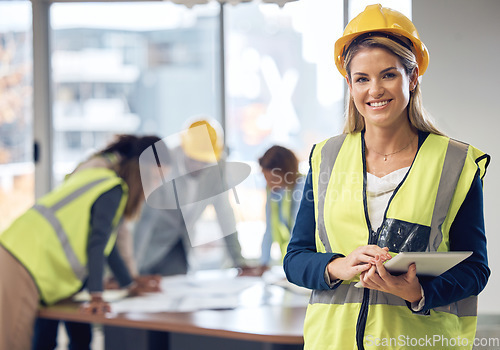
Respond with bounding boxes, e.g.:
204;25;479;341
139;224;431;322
346;46;417;132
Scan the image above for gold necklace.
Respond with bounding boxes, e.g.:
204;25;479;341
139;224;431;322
366;135;416;161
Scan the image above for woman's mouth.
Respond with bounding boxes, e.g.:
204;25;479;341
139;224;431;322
368;100;390;107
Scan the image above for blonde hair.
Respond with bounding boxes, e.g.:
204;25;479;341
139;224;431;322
342;36;444;136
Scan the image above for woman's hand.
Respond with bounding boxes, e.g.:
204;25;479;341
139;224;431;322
360;258;423;303
128;275;162;296
327;245;392;281
80;293;111;315
237;265;269;277
103;277;120;290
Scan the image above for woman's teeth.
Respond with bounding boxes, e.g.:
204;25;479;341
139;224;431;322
370;101;389;107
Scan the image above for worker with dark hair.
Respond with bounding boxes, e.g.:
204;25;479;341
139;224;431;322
0;134;168;350
257;145;303;273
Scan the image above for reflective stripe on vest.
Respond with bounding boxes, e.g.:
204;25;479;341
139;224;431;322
0;168;127;305
31;177;108;282
270;188;293;259
311;283;476;317
428;139;468;250
316;134;347;253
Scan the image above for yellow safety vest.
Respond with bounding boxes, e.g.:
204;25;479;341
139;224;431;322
0;168;128;305
305;132;489;350
270;188;293;260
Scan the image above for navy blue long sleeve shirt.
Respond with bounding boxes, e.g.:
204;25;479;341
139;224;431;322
284;150;490;311
86;185;133;293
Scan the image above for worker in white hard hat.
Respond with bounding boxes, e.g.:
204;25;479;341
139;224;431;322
284;4;490;349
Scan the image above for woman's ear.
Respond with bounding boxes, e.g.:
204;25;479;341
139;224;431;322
345;76;352;93
410;67;419;91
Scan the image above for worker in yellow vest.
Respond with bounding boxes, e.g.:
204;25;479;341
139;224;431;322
257;145;303;274
0;134;168;350
284;4;490;350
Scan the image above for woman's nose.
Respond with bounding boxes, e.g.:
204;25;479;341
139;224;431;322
369;81;384;99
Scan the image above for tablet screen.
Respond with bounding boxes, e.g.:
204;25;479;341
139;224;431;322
383;251;472;276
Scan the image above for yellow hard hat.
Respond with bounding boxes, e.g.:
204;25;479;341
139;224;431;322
334;4;429;78
181;119;224;163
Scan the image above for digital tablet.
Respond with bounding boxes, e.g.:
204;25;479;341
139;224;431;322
382;251;472;276
354;251;472;288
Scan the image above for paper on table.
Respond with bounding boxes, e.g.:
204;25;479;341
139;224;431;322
110;293;240;314
73;289;129;303
262;266;310;296
109;272;259;314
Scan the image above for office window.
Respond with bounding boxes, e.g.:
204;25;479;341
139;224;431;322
50;2;221;181
50;1;229;269
349;0;411;20
225;0;344;259
0;1;33;230
226;0;344;162
47;0;411;265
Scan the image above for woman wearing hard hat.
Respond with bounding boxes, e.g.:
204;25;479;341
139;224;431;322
284;4;489;350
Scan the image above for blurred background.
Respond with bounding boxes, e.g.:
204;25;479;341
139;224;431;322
0;0;499;324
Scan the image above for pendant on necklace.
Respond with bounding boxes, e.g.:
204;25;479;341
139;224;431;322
384;155;387;161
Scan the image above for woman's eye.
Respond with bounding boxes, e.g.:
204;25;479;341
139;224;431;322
356;77;368;83
383;72;396;79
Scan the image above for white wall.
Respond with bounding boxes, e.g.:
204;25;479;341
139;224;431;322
413;0;500;314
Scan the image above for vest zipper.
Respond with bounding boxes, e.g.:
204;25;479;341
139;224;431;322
355;131;420;349
355;283;370;350
355;134;372;350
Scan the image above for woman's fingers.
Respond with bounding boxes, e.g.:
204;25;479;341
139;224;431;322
359;258;422;303
80;301;111;315
406;263;417;280
354;263;372;274
363;245;392;261
361;264;381;288
356;245;392;263
374;257;390;278
328;245;392;282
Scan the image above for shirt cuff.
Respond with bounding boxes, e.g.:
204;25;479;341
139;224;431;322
410;286;425;311
324;266;342;289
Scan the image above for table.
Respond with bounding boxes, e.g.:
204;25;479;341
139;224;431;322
38;269;308;350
